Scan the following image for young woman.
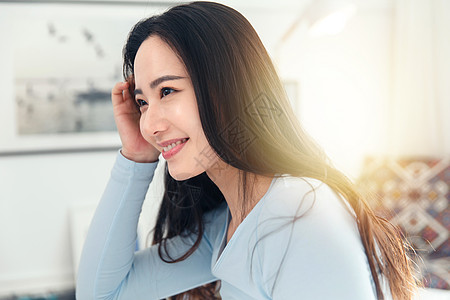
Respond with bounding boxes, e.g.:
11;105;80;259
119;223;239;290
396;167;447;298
76;1;418;299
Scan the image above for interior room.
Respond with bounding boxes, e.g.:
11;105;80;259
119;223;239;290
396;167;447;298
0;0;448;299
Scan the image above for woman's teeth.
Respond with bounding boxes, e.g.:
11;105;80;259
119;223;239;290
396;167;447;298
163;138;188;152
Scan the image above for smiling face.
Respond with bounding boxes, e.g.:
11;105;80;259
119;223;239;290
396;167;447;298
133;35;221;180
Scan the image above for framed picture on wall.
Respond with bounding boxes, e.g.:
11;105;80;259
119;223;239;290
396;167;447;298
0;1;169;155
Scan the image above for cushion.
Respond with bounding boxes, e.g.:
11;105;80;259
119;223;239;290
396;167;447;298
357;157;450;289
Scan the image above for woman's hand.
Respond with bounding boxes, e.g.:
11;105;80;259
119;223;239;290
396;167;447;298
111;80;160;163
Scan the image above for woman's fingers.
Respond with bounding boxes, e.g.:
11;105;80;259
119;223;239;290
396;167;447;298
111;82;129;105
111;81;139;115
122;88;135;108
110;81;160;162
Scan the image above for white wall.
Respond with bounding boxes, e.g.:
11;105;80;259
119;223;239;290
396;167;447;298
277;0;450;179
277;1;394;179
0;151;117;294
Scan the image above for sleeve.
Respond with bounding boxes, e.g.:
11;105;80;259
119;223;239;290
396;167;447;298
76;150;217;300
257;179;378;300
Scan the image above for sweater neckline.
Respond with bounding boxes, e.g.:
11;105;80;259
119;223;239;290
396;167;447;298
215;174;281;264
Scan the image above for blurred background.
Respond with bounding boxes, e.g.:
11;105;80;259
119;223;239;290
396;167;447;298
0;0;448;299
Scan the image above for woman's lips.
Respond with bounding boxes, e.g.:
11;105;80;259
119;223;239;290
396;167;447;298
161;138;189;160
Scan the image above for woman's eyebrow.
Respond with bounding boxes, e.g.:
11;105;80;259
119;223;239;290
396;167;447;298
150;75;186;89
134;75;186;96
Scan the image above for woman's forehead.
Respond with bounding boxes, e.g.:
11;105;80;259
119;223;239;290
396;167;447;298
134;36;187;81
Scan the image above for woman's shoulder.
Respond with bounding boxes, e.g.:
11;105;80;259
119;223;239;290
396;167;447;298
262;175;354;221
255;176;376;298
257;175;362;252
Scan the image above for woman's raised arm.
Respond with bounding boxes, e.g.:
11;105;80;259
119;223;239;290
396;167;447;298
76;151;218;299
76;82;217;299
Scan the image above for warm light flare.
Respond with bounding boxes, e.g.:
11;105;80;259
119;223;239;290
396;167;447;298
309;5;357;37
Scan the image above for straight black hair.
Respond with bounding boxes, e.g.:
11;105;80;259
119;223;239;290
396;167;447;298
123;2;418;299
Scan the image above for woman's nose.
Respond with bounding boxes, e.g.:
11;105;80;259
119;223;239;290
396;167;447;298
140;102;168;138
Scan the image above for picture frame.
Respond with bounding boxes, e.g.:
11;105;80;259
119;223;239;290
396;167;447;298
0;0;170;156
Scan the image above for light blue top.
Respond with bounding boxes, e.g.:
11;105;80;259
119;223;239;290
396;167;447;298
76;150;384;299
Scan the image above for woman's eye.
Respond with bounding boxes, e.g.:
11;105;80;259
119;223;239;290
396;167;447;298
161;87;175;98
136;99;147;107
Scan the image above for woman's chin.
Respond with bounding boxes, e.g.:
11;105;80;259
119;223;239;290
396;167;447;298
168;168;195;181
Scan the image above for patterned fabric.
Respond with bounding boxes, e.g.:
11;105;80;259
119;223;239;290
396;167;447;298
357;157;450;289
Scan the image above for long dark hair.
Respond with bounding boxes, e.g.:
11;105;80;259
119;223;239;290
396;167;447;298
123;1;418;299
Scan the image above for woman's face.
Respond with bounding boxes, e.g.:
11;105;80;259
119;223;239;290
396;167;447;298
133;35;220;180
